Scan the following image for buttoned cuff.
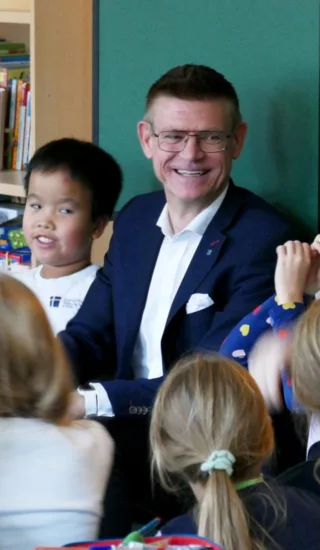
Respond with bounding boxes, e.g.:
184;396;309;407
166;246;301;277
77;384;98;417
90;382;115;417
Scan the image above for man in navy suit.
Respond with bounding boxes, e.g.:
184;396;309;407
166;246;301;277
60;65;303;535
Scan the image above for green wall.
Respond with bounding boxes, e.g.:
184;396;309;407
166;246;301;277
98;0;319;232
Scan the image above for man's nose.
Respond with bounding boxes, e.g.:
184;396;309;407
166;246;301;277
179;135;205;160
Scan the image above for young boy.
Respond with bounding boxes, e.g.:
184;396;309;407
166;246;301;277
13;137;122;334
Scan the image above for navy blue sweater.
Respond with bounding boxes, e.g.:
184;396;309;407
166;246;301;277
161;482;320;550
276;441;320;498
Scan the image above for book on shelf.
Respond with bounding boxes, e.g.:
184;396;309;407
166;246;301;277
0;42;26;54
12;80;27;170
0;66;30;89
22;90;31;170
0;54;29;64
0;88;6;170
3;80;32;171
0;41;31;172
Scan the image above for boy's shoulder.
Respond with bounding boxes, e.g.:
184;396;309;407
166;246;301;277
13;264;99;281
11;264;99;293
11;265;40;284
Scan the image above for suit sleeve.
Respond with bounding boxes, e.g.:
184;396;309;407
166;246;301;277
100;376;164;417
59;243;117;385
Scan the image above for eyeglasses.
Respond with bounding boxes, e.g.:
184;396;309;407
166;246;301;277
152;129;232;153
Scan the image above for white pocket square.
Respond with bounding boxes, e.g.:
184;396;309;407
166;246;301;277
186;293;214;314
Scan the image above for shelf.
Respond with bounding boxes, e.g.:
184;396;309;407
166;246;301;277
0;171;25;197
0;10;30;24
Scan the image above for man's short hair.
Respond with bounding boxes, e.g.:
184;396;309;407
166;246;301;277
146;64;241;127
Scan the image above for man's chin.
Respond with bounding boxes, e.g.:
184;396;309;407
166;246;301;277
165;182;225;205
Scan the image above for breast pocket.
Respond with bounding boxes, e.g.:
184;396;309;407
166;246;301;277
185;303;216;347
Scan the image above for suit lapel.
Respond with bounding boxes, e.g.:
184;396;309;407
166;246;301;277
166;182;244;326
121;197;165;351
166;228;226;326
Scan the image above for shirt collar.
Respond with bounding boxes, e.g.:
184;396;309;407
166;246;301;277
157;184;229;238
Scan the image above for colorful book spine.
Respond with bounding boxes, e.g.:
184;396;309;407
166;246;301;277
22;90;31;169
16;82;29;170
0;88;7;170
11;79;25;169
3;79;17;169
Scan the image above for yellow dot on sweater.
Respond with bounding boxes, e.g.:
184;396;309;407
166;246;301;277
282;303;296;310
240;324;250;336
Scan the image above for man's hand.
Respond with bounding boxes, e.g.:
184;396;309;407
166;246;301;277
67;391;86;420
248;331;290;412
275;241;312;304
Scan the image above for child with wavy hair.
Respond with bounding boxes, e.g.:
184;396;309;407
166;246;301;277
290;300;320;458
150;354;320;550
0;274;114;549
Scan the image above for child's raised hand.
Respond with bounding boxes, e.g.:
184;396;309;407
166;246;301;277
305;235;320;296
275;241;312;304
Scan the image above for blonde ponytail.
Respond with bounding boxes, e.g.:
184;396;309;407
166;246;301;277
150;354;274;550
198;472;269;550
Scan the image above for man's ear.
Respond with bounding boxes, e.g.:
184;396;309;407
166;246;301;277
232;121;247;159
137;120;153;159
92;216;109;240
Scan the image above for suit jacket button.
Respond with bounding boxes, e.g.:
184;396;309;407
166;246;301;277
136;406;142;415
129;406;137;414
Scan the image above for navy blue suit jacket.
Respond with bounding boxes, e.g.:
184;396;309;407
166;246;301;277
276;441;320;498
59;183;300;417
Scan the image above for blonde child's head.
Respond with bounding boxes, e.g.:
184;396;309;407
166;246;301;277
0;274;73;423
150;354;274;550
291;300;320;414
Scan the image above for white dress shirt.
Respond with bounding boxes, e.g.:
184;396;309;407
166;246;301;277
307;413;320;456
83;187;228;416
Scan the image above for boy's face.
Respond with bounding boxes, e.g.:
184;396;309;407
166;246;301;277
23;170;100;277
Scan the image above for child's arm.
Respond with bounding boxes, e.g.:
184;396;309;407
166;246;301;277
251;241;316;411
220;294;278;368
221;240;314;411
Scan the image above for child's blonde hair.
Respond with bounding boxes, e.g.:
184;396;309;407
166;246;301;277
0;274;73;422
150;354;274;550
291;300;320;413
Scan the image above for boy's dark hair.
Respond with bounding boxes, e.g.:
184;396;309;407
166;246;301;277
24;138;122;221
146;64;241;127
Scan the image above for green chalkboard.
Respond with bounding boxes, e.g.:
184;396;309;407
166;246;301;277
98;0;319;232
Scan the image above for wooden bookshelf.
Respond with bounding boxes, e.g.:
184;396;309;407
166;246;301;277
0;0;30;9
0;170;25;197
0;11;30;24
0;0;93;197
0;0;112;264
0;1;29;24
